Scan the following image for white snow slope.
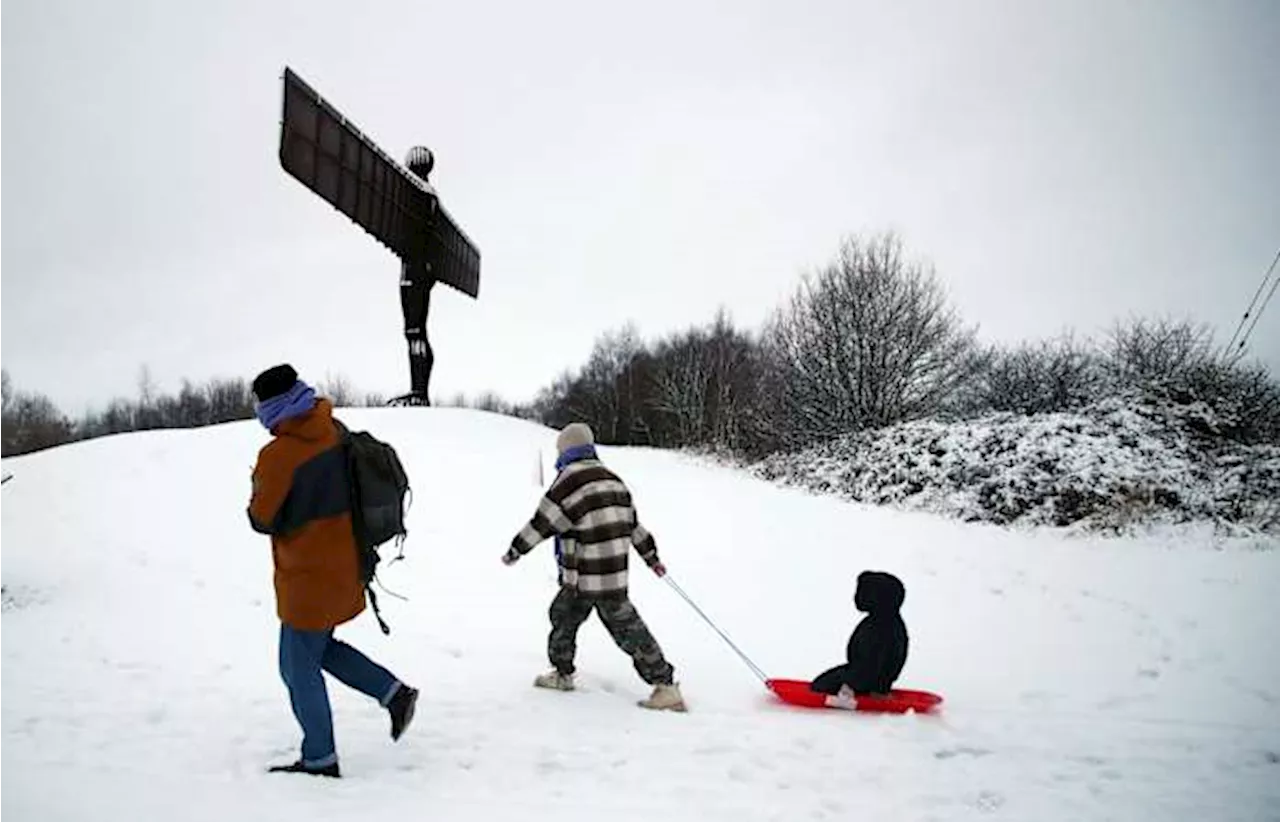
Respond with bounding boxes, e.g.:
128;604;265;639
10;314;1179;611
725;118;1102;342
3;408;1279;821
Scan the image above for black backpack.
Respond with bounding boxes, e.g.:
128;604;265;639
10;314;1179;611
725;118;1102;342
334;419;410;634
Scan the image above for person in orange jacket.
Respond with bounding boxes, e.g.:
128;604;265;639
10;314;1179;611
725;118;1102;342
248;363;418;778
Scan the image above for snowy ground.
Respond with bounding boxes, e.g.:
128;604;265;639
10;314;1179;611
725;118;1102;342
3;408;1279;821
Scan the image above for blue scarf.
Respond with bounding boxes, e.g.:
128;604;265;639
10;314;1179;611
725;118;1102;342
553;444;598;577
555;443;597;472
255;380;317;431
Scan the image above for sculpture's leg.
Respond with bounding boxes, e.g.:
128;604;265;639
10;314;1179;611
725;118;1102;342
400;262;435;406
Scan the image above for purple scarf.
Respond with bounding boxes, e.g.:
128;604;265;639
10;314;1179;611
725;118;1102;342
255;380;317;431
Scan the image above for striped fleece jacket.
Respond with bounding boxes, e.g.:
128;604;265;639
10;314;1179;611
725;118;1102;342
505;457;661;599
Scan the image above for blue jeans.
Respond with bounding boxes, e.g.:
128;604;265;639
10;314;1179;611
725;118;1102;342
279;623;402;767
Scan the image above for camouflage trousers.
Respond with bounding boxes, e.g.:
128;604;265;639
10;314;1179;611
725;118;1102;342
548;586;675;686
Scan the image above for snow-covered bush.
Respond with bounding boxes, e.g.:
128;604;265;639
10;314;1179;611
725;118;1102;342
747;393;1280;536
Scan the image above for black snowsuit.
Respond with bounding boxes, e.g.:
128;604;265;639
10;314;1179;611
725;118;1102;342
810;571;909;696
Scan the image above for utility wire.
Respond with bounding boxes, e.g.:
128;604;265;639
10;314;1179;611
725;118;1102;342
1222;247;1279;362
1232;267;1280;362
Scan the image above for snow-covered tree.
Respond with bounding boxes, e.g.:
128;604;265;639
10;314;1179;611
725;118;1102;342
757;233;978;449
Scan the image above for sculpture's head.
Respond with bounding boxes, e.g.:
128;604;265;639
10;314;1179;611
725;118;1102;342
406;146;434;182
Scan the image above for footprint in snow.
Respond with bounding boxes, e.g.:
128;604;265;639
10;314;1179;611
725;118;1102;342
935;746;992;760
1019;690;1052;708
692;744;734;756
1096;694;1138;710
1249;688;1278;705
973;791;1006;813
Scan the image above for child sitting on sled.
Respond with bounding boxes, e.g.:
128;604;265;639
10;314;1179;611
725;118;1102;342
810;570;909;704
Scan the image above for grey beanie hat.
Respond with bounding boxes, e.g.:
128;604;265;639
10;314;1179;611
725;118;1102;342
556;422;595;454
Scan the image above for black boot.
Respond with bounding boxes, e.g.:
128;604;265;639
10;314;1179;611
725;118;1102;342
268;759;340;778
387;684;419;741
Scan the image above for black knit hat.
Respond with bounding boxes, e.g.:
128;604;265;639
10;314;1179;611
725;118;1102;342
252;364;298;402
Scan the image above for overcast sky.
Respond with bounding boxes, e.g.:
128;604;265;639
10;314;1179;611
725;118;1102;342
3;0;1277;413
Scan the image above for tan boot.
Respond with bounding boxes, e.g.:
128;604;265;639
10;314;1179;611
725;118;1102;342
533;670;575;691
638;683;686;712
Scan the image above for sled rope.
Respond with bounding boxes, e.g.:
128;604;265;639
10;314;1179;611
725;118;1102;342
664;575;769;684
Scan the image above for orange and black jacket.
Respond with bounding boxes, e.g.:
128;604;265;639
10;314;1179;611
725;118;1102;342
248;398;365;630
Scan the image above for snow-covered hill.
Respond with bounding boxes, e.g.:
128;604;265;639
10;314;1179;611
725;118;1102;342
3;408;1279;820
749;395;1280;543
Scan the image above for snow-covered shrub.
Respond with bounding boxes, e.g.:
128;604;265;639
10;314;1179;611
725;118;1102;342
747;393;1280;536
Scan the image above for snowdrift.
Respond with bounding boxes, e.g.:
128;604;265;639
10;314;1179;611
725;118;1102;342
750;395;1280;540
3;407;1279;821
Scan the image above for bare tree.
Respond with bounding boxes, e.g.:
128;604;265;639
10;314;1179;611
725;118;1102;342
175;379;212;426
964;333;1106;416
1;370;75;456
9;395;74;454
647;309;758;450
565;324;645;443
206;377;254;424
321;372;357;407
650;331;710;446
134;365;164;430
759;233;978;448
1103;316;1214;391
701;310;760;450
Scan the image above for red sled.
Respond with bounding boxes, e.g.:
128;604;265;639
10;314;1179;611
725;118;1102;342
766;678;943;714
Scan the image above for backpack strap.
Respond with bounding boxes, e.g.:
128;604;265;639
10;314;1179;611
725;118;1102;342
367;585;391;635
